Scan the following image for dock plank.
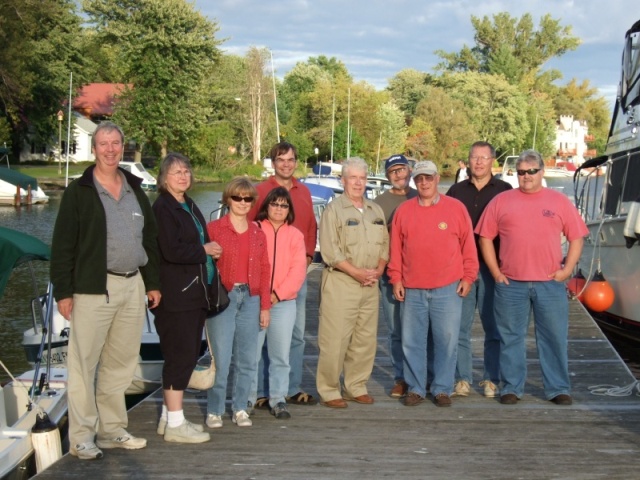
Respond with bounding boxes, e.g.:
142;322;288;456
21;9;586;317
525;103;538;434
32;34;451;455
35;267;640;479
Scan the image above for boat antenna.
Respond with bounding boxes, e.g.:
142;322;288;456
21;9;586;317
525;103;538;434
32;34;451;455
270;50;280;142
347;88;351;160
532;112;538;150
330;94;335;163
65;71;73;187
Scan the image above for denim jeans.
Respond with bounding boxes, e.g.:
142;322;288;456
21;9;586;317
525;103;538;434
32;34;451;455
455;262;500;384
250;299;296;408
402;282;462;397
379;272;404;381
206;284;260;415
256;277;308;399
494;279;570;399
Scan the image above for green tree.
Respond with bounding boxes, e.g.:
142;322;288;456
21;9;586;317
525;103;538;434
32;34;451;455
436;13;580;82
437;72;530;155
84;0;222;159
0;0;87;159
387;69;432;116
413;87;477;170
376;102;408;163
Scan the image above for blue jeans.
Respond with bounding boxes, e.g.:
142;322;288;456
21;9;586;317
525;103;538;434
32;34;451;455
379;272;404;381
206;284;260;415
256;277;308;399
402;282;462;397
455;262;500;384
494;279;570;399
250;300;296;408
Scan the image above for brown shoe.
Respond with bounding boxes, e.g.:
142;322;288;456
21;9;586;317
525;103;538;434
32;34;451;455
346;394;374;404
433;393;452;407
402;392;425;406
320;398;348;409
390;380;408;398
550;394;572;406
500;393;519;405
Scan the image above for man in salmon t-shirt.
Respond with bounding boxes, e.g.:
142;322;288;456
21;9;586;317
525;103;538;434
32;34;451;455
476;149;588;407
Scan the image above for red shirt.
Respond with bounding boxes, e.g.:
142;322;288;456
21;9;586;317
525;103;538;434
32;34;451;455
206;215;271;311
248;176;317;259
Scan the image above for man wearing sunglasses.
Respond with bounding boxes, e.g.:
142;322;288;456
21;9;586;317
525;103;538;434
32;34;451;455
476;150;588;406
447;142;511;400
249;142;319;408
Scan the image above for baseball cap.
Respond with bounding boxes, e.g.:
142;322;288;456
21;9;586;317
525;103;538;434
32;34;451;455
411;160;438;179
384;154;409;172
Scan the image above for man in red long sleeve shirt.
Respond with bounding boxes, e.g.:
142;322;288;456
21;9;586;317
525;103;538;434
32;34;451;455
248;142;318;407
388;160;478;408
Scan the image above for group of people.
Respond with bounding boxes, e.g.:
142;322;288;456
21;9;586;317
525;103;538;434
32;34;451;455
51;120;588;460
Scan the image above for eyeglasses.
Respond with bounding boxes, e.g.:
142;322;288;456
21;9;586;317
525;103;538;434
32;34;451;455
388;167;408;176
414;174;436;183
469;155;493;162
168;170;191;177
230;195;253;203
517;168;542;176
269;202;290;209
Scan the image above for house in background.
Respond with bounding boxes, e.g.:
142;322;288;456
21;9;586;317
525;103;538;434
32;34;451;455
554;115;597;166
19;83;128;163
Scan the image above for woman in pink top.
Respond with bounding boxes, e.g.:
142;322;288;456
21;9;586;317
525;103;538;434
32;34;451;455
250;187;307;419
205;177;270;428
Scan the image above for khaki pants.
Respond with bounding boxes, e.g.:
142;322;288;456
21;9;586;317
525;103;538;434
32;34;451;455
316;269;379;402
67;274;146;445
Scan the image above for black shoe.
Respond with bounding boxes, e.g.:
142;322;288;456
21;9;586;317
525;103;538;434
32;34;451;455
550;394;572;406
500;393;519;405
271;402;291;419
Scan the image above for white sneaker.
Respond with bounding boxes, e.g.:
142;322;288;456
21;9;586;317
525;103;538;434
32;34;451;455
157;418;205;435
96;432;147;450
452;380;470;397
479;380;499;398
232;410;252;427
70;442;103;460
206;413;223;429
164;420;211;444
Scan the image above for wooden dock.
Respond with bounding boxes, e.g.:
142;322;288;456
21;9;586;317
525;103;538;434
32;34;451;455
36;266;640;479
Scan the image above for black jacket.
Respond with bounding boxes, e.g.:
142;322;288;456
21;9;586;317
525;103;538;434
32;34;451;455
152;191;210;312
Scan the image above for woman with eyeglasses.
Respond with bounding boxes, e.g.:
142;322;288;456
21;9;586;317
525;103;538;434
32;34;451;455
205;177;271;428
152;152;222;443
249;187;307;419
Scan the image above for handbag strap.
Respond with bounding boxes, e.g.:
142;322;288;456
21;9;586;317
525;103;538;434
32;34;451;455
204;322;213;355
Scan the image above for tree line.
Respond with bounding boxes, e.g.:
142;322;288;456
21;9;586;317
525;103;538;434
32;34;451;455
0;1;611;176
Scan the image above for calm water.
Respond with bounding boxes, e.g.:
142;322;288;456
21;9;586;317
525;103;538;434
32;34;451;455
1;177;637;383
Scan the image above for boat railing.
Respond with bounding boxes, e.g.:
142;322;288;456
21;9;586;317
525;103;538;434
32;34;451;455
29;281;56;402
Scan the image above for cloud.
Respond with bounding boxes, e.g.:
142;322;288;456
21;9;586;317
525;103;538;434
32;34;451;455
195;0;634;98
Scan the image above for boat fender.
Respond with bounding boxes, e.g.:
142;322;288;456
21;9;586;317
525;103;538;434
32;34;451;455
567;269;586;302
31;411;62;473
582;270;615;313
623;201;640;248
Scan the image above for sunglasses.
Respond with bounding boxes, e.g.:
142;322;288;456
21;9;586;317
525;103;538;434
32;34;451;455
230;195;253;203
517;168;542;176
269;202;290;209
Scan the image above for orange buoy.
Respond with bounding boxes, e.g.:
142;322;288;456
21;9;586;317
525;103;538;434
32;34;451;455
582;270;615;312
567;269;586;301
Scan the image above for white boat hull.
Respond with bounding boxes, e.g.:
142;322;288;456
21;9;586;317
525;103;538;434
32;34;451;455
0;368;67;480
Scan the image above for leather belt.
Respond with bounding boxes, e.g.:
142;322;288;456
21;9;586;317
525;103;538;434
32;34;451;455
107;269;139;278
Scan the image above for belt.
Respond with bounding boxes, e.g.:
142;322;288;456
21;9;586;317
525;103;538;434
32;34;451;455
233;283;249;289
107;269;139;278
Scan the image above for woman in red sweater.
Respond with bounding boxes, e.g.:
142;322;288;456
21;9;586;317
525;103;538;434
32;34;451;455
205;177;271;428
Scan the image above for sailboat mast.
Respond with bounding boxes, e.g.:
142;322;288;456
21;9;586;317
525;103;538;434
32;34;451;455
270;50;280;142
330;95;335;162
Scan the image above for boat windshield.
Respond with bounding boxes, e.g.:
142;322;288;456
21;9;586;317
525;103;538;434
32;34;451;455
621;28;640;111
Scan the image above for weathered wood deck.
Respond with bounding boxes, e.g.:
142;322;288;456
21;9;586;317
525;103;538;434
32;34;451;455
36;266;640;479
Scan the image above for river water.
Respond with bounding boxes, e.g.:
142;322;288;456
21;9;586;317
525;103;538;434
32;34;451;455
1;177;637;384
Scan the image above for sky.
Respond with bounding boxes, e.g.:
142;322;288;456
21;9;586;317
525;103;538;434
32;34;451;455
192;0;637;111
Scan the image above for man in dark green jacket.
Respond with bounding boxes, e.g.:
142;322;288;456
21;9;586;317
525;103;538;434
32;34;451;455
51;121;160;460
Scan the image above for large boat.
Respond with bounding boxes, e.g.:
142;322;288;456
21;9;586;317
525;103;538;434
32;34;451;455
573;19;640;341
0;227;67;479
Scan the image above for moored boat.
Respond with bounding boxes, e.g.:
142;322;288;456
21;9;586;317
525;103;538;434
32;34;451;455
573;19;640;341
0;168;49;206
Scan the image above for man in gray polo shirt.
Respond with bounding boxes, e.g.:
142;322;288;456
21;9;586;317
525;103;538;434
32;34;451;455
51;121;161;460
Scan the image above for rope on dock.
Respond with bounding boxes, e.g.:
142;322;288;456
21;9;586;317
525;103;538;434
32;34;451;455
588;381;640;397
